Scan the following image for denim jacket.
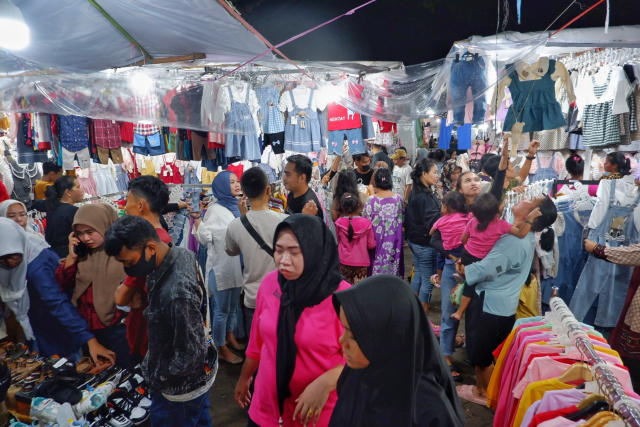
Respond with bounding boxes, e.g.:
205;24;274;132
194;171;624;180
142;246;217;395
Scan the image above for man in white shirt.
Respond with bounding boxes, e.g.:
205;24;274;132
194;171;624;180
390;148;413;202
225;167;287;337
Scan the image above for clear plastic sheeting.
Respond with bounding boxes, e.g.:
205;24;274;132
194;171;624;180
322;34;549;123
0;26;637;128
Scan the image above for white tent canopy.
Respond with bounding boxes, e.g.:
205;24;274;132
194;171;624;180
8;0;270;72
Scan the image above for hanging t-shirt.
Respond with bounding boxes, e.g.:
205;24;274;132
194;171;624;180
327;103;361;131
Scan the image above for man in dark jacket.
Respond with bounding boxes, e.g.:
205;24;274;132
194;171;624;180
105;216;216;426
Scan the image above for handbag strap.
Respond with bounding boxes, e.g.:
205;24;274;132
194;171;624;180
240;215;274;257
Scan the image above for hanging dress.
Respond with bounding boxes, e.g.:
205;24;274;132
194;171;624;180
503;59;567;133
569;179;640;328
223;86;260;161
283;89;322;153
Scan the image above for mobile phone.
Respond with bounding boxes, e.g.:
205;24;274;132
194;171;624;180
190;196;200;213
73;234;89;257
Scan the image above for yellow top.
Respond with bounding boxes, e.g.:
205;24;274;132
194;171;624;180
514;378;575;427
516;276;539;320
34;180;53;200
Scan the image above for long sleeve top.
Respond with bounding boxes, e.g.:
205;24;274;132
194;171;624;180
27;249;94;358
465;234;536;317
405;189;441;247
193;203;243;290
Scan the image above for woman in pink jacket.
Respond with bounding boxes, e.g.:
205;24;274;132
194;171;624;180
335;193;376;284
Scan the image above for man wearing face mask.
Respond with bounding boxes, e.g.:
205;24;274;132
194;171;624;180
105;216;217;426
352;152;373;186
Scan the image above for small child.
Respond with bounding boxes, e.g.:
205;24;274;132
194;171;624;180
429;192;470;285
450;193;540;320
335;193;376;285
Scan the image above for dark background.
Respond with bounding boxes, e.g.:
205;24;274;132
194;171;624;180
233;0;640;65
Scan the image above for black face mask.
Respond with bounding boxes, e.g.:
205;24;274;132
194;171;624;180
124;248;156;278
360;165;371;173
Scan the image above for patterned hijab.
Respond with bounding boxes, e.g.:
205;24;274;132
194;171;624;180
439;159;459;195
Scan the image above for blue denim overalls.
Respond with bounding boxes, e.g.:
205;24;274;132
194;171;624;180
284;89;321;153
224;86;260;161
569;180;640;327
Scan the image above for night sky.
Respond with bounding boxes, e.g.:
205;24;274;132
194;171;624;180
234;0;640;65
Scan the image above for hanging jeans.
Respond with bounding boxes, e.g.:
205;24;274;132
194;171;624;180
208;271;242;348
449;56;487;125
439;261;461;356
540;208;591;306
408;241;438;304
570;180;640;327
529;155;559;193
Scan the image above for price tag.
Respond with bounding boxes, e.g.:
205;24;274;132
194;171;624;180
291;116;298;126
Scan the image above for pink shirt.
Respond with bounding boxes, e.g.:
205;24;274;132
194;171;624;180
431;212;471;250
246;271;350;427
463;217;513;258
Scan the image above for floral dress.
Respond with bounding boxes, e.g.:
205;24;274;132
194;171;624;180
364;194;404;276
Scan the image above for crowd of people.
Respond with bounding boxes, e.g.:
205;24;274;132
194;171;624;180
3;137;640;426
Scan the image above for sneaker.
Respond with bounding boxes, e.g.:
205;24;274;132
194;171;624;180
109;390;150;425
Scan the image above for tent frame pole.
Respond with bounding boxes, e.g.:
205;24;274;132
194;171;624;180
86;0;153;61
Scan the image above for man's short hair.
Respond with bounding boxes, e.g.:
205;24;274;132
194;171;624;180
104;216;161;257
128;176;170;215
352;153;370;163
241;167;269;200
43;161;62;176
286;155;313;184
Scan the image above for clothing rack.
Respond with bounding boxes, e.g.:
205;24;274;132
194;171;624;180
549;290;640;427
551;179;600;197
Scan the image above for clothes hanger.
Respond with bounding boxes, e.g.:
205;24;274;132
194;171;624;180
557;362;593;383
577;393;607;410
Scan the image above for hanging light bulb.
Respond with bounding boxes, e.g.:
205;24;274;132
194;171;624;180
0;0;30;50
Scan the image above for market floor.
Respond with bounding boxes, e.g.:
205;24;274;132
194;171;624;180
207;247;496;427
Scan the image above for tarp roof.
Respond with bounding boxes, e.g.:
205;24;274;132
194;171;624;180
9;0;270;72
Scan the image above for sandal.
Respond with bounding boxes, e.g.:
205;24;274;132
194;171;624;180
430;274;441;288
219;354;244;365
430;322;441;336
448;364;463;382
456;384;487;405
226;341;246;352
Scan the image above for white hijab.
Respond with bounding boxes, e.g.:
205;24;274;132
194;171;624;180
0;218;49;340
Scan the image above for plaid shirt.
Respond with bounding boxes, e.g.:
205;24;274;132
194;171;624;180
133;96;160;136
92;119;122;149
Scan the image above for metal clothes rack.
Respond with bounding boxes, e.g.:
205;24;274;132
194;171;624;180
549;289;640;427
551;179;600;197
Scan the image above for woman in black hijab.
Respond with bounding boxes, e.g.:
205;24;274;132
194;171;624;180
236;214;350;427
330;274;465;427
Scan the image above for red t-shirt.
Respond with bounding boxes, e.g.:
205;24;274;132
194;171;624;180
122;227;172;357
327;103;361;131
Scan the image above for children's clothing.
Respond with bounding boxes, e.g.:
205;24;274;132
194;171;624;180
463;217;512;259
432;213;472;250
335;216;376;268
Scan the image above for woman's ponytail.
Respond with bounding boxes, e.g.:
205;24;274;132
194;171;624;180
539;227;555;252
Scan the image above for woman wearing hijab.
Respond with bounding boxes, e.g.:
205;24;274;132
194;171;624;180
330;274;465;427
235;215;350;427
437;160;463;198
415;147;429;163
0;199;39;235
54;203;131;369
193;171;244;364
0;218;114;362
